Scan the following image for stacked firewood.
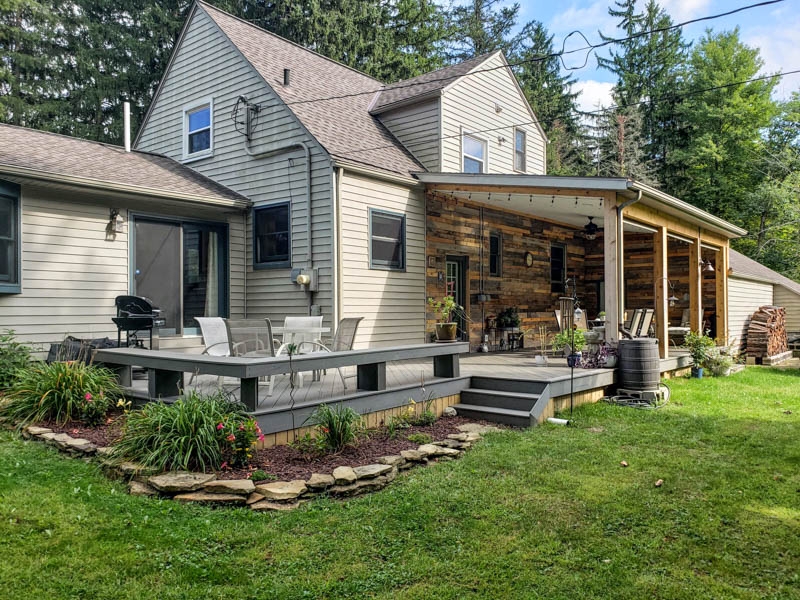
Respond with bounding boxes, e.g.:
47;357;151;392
746;306;787;358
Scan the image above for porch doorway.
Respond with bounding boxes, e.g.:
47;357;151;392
445;255;469;341
133;217;228;336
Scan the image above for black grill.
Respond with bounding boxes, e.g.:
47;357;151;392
112;295;166;349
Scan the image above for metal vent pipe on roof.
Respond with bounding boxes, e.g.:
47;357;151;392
123;102;131;152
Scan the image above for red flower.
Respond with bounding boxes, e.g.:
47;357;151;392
226;434;236;442
216;423;224;430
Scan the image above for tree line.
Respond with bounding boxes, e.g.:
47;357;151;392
2;0;798;278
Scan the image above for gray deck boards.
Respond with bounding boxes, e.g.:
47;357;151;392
127;351;614;409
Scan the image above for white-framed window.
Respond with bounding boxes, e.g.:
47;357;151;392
183;99;213;160
462;132;487;173
514;128;527;172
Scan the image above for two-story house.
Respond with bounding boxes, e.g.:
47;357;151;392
0;0;747;359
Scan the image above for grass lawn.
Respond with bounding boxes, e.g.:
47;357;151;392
1;367;798;600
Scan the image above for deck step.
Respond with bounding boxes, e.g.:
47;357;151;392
470;376;548;395
460;388;540;411
452;403;532;427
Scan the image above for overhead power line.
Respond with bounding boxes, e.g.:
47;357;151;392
282;0;785;107
333;68;800;159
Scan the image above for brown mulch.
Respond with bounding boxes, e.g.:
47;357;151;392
217;415;495;481
40;410;126;447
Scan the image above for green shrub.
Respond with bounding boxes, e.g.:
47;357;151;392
0;330;34;390
111;390;248;472
217;413;264;468
0;360;120;426
685;330;716;368
290;431;327;458
306;402;362;453
250;469;275;482
407;433;432;445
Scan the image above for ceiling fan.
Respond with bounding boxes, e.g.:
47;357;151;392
582;216;600;240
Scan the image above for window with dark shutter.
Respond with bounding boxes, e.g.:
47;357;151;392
489;233;501;276
550;243;566;293
0;180;20;293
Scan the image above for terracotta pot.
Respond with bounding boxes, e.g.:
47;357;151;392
435;323;458;341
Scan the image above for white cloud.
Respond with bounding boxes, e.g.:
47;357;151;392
572;80;615;113
550;0;616;39
743;20;800;100
659;0;712;21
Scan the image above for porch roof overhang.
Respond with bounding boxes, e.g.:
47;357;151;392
414;173;747;240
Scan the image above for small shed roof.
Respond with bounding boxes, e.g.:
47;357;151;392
729;249;800;296
0;123;248;208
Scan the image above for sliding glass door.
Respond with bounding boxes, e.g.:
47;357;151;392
133;217;228;336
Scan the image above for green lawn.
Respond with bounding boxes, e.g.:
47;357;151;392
1;368;798;600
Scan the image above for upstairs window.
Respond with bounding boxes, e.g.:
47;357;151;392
0;180;20;294
462;133;487;173
184;100;213;159
489;233;501;276
253;203;290;269
370;209;405;270
514;128;527;172
550;243;566;294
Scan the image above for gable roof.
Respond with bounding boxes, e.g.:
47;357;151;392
729;248;800;296
197;1;422;177
0;123;248;207
370;53;497;114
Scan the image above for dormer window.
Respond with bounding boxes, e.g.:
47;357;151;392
462;133;487;174
183;99;213;160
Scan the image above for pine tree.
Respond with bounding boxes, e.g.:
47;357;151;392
592;104;657;183
0;0;62;129
512;21;591;175
444;0;523;62
597;0;688;183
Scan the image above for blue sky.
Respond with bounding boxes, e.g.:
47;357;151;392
512;0;800;110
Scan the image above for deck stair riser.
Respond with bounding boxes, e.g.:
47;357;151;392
460;388;540;412
452;404;533;428
469;376;548;395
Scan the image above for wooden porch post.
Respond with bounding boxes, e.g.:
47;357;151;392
689;237;702;333
654;226;669;358
603;194;620;343
715;245;729;344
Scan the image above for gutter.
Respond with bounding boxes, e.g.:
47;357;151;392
333;159;422;187
628;181;747;238
0;164;250;210
244;138;314;313
617;190;642;327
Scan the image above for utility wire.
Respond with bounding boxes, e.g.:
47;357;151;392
333;68;800;159
281;0;785;106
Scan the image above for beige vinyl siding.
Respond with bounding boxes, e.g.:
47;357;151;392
773;285;800;333
0;182;245;352
135;5;334;329
378;99;440;171
728;276;773;348
339;171;425;348
440;52;546;175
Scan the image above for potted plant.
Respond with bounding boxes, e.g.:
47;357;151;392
428;296;462;342
684;330;715;378
597;311;606;322
497;307;521;329
706;344;738;376
553;328;586;366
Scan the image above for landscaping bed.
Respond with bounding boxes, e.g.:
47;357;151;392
39;410;125;447
218;415;489;481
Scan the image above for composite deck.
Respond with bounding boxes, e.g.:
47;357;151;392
127;351;610;410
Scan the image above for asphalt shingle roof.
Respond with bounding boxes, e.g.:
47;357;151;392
370;53;496;113
729;248;800;296
200;2;423;177
0;123;247;205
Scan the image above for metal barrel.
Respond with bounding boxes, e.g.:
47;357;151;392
618;338;660;391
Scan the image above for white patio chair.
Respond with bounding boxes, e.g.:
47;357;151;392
296;317;363;390
278;316;324;381
225;318;290;397
191;317;233;388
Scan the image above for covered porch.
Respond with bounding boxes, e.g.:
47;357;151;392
417;173;745;358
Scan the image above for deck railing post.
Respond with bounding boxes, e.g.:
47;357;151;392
357;362;386;391
148;369;184;399
240;377;259;412
433;353;460;378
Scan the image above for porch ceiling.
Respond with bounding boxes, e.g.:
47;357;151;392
430;189;648;232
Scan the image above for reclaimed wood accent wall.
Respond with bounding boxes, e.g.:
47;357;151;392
426;192;590;348
668;238;690;325
623;233;656;313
